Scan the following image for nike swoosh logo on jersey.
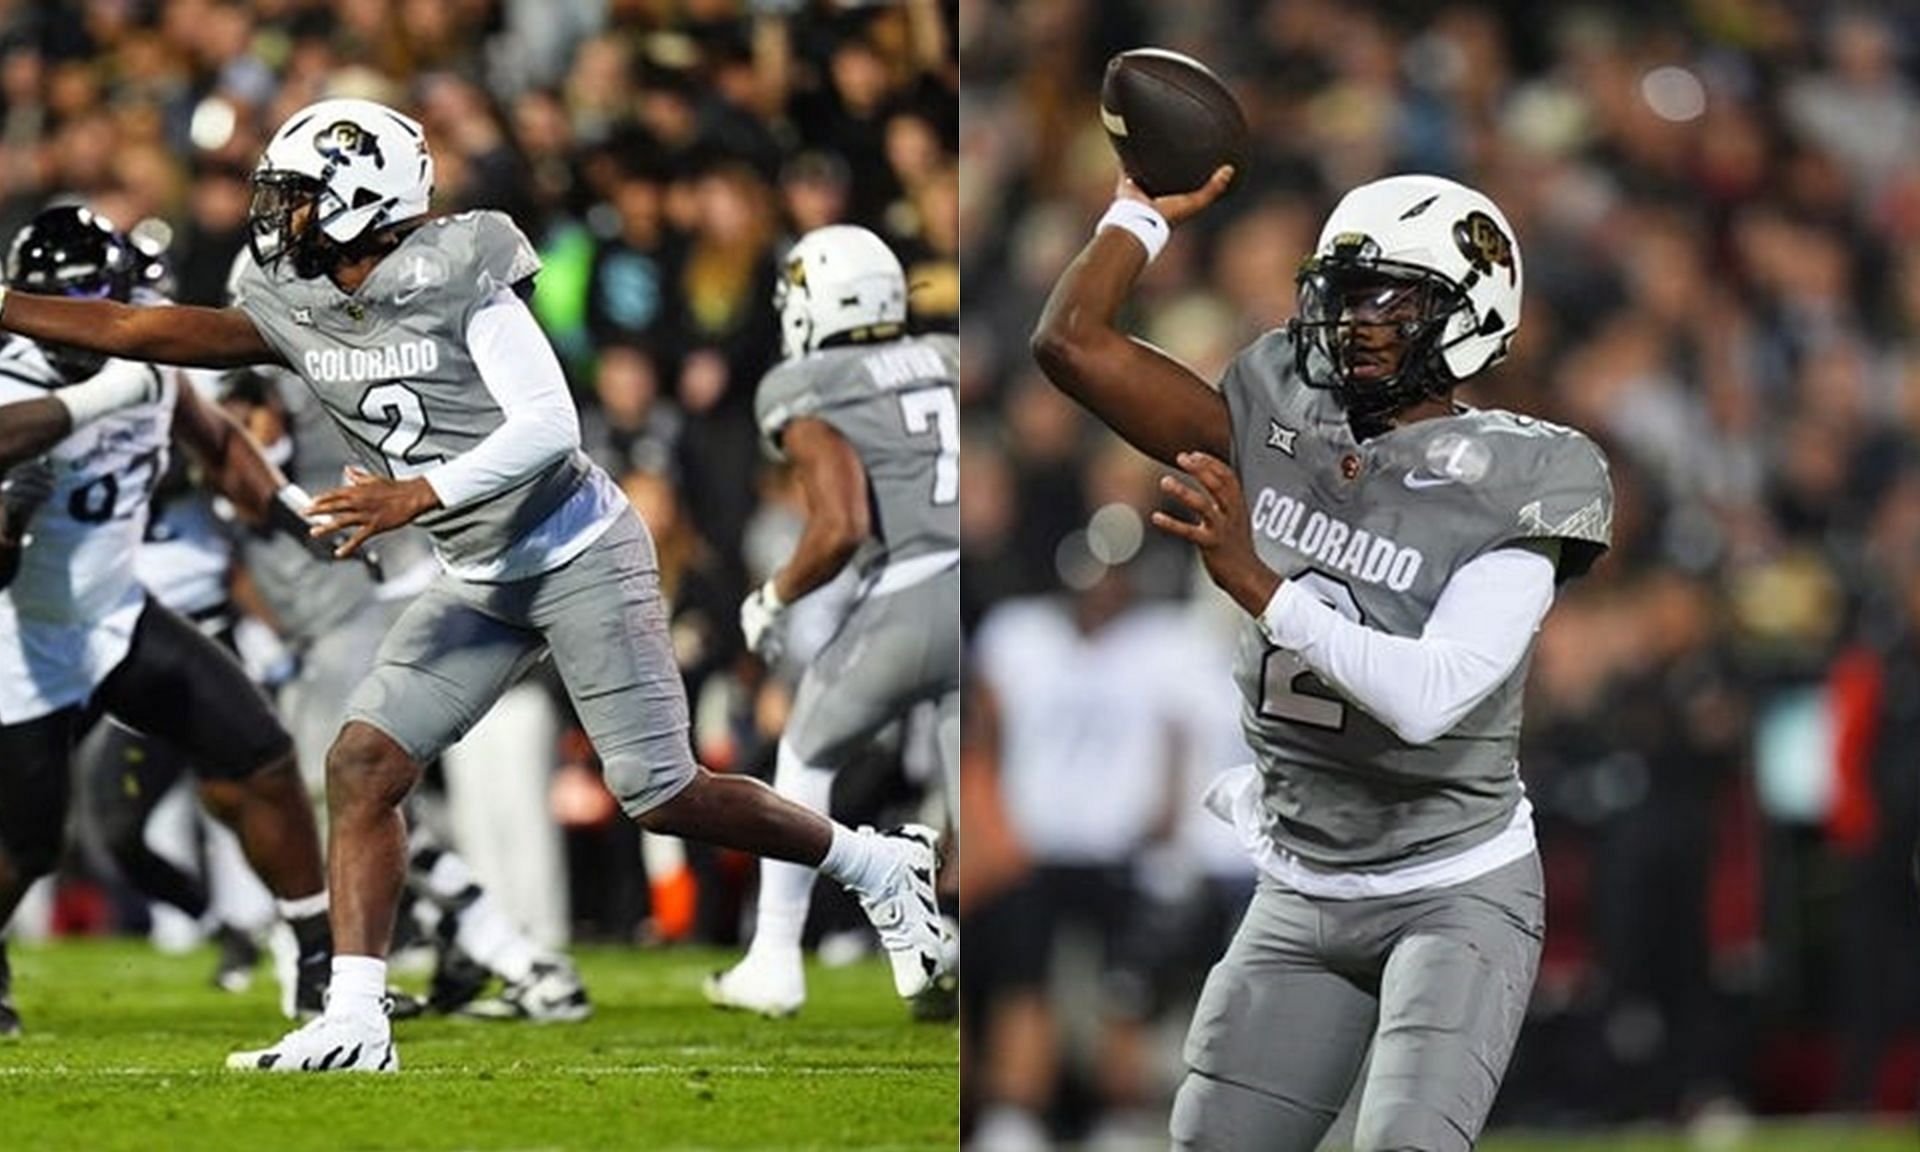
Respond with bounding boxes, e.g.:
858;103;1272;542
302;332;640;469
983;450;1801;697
1402;471;1456;490
393;284;428;306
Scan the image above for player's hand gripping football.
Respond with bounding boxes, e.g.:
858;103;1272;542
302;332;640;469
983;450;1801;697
1115;164;1235;227
1152;450;1282;617
308;466;438;560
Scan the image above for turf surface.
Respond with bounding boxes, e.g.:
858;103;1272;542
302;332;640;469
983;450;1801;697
0;937;958;1151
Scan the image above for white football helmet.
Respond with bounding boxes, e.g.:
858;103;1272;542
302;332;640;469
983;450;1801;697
249;98;433;277
776;224;907;360
1290;174;1522;423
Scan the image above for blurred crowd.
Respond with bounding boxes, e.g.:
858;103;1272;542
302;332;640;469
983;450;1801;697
961;0;1920;1144
1;0;957;956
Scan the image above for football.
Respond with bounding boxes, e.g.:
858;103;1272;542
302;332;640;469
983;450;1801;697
1100;48;1247;198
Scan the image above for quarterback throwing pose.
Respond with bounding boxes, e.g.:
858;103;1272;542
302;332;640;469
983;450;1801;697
0;99;949;1072
1034;169;1612;1150
706;225;959;1017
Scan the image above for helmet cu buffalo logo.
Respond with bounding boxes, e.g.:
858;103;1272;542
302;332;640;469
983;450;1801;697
313;121;385;170
1452;211;1514;285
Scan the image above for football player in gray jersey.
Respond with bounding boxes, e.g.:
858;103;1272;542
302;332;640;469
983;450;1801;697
220;362;591;1023
0;98;952;1073
706;225;960;1018
1035;168;1612;1151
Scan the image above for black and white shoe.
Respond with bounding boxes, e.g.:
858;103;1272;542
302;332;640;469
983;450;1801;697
461;959;591;1023
857;825;952;1000
425;914;490;1015
226;1011;397;1073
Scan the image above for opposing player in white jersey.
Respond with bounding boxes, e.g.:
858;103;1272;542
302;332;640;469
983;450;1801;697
705;225;959;1018
0;99;951;1072
1035;169;1612;1151
0;206;332;1037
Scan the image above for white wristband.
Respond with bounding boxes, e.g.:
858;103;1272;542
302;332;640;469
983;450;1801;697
1096;199;1171;263
761;577;787;611
55;368;154;429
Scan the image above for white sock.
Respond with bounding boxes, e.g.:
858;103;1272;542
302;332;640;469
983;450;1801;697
750;743;836;961
327;955;387;1021
455;893;538;983
818;823;892;899
276;891;329;921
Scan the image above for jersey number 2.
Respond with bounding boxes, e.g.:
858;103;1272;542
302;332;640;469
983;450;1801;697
1258;571;1361;731
360;383;445;476
899;387;958;505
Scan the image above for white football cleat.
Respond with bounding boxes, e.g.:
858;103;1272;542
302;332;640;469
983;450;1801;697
857;824;952;999
226;1011;396;1073
703;951;805;1018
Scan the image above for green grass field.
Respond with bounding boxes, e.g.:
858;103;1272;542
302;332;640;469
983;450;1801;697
0;938;958;1152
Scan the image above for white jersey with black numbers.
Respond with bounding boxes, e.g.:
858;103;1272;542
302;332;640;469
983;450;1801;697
231;210;623;582
1219;328;1612;873
0;338;173;721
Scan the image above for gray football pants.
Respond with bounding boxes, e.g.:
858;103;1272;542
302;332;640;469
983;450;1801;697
344;509;696;816
1171;852;1544;1152
784;563;959;811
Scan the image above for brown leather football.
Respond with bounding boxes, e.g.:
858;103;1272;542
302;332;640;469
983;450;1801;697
1100;48;1247;198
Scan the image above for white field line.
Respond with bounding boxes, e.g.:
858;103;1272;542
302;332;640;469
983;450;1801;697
0;1062;940;1078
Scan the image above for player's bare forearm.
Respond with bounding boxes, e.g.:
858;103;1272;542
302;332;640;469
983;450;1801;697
773;418;870;603
1031;230;1231;466
0;396;72;471
0;294;284;370
173;385;287;524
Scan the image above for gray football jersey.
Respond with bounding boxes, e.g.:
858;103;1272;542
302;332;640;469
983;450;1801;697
232;210;590;572
754;334;960;569
1220;329;1612;871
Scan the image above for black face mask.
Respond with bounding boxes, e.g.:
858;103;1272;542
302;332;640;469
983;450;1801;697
1289;256;1469;426
248;172;338;280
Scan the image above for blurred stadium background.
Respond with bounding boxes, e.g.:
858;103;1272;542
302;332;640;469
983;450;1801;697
960;0;1920;1148
0;0;957;1142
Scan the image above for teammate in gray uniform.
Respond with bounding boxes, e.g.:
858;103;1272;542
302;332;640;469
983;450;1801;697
1035;168;1612;1151
705;225;960;1018
0;97;952;1073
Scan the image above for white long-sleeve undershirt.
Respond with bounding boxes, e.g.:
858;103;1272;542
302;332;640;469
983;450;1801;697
423;288;580;510
1260;544;1558;745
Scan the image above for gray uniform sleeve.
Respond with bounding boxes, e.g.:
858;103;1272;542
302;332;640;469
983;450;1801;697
1493;428;1613;581
753;359;818;460
462;211;543;330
